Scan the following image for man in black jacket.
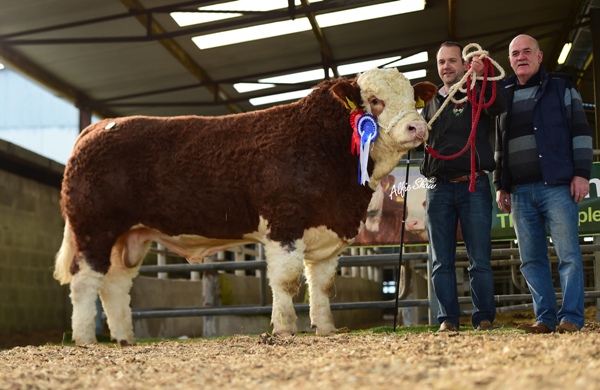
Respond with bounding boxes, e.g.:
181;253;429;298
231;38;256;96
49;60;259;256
421;41;506;332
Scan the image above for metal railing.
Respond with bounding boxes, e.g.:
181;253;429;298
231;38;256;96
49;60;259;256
129;244;600;321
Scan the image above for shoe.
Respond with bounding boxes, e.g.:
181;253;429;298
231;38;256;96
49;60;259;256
516;322;554;334
476;320;496;331
437;321;458;332
557;321;579;333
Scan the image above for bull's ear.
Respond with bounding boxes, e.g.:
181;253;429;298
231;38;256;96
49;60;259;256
330;78;362;109
412;81;437;108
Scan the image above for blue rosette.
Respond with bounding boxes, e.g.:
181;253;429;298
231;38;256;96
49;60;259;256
356;113;379;185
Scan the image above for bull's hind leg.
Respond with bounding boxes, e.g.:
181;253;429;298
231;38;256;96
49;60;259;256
264;240;305;337
99;267;138;346
304;257;338;335
70;259;104;345
99;230;150;346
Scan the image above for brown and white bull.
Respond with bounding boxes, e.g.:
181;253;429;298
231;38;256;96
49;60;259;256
54;68;435;345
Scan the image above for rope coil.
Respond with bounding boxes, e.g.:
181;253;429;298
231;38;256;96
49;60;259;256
424;43;505;192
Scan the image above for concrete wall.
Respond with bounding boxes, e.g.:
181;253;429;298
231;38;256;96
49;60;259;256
0;139;68;334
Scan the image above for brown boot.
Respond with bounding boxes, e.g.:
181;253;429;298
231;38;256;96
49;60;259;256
557;321;579;333
437;321;458;332
476;320;497;331
516;322;554;334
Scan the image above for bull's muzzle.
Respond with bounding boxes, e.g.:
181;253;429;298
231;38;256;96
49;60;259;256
407;121;428;141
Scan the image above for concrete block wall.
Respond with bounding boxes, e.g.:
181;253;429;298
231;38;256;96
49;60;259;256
0;141;68;335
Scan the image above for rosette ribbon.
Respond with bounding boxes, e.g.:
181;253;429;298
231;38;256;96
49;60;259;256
352;112;379;185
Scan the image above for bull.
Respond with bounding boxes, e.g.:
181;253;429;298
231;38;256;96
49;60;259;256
54;68;436;345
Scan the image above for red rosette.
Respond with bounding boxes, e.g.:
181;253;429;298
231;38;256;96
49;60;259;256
350;109;363;156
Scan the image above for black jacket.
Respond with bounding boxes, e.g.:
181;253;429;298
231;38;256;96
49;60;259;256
420;81;506;182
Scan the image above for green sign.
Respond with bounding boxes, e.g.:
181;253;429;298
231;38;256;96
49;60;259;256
352;162;600;247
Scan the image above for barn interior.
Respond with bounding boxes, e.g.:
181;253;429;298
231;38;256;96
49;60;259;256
0;0;599;340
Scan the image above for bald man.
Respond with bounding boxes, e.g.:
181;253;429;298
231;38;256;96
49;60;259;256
493;34;593;333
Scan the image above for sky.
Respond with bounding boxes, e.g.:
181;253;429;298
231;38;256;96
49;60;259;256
0;67;82;165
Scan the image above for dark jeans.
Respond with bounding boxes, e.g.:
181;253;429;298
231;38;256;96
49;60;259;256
426;175;496;328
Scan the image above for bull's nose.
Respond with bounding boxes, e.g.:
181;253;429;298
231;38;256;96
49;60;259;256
408;122;428;140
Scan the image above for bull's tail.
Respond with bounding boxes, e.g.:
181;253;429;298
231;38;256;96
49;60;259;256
54;219;75;285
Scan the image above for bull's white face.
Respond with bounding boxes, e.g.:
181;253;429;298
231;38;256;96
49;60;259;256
356;68;429;188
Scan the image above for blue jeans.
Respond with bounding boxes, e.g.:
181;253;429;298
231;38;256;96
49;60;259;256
511;182;585;329
426;175;496;328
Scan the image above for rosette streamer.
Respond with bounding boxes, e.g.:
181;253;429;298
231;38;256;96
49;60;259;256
351;111;379;185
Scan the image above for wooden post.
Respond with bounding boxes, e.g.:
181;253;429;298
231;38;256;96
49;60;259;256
203;253;222;338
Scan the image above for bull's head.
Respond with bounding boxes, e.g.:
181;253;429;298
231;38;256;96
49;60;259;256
331;68;436;189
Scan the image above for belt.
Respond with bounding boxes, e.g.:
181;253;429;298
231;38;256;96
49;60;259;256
449;170;487;183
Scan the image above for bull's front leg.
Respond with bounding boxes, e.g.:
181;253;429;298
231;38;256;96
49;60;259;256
304;257;338;335
264;240;305;337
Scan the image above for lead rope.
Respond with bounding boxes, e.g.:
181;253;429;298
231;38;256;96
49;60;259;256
424;43;505;192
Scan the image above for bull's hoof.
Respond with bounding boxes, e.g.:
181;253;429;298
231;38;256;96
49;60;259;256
315;326;338;336
118;339;136;347
272;329;297;338
72;334;97;346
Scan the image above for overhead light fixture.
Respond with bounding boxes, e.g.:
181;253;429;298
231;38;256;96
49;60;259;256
249;88;314;106
188;0;426;50
387;51;429;67
236;52;428;94
233;82;276;93
0;63;4;70
402;69;426;79
557;42;572;65
172;0;323;27
249;67;426;106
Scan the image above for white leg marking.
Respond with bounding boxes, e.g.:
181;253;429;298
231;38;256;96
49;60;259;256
70;261;104;345
98;241;143;346
264;239;305;337
304;257;338;335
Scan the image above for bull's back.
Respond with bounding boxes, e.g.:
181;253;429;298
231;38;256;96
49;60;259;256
63;92;372;245
62;115;266;240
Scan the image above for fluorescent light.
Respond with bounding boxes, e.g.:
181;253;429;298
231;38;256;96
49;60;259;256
387;51;428;67
233;82;276;93
338;56;401;76
248;67;426;105
193;19;312;49
402;69;426;80
172;0;323;27
249;88;313;106
557;42;572;65
316;0;425;28
239;52;427;94
0;63;4;70
190;0;426;50
261;68;330;84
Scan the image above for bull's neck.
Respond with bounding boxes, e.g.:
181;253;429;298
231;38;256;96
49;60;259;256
368;138;405;190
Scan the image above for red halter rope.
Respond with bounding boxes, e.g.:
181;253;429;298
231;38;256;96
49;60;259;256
425;57;497;192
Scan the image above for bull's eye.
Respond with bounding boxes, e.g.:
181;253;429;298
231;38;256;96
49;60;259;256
371;98;379;105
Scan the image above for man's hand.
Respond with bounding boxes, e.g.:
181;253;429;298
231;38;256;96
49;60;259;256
470;55;485;77
571;176;590;203
496;189;511;213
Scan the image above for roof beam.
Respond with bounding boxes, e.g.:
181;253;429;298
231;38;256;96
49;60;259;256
301;0;340;78
547;0;586;69
448;0;457;40
1;0;382;45
119;0;244;114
